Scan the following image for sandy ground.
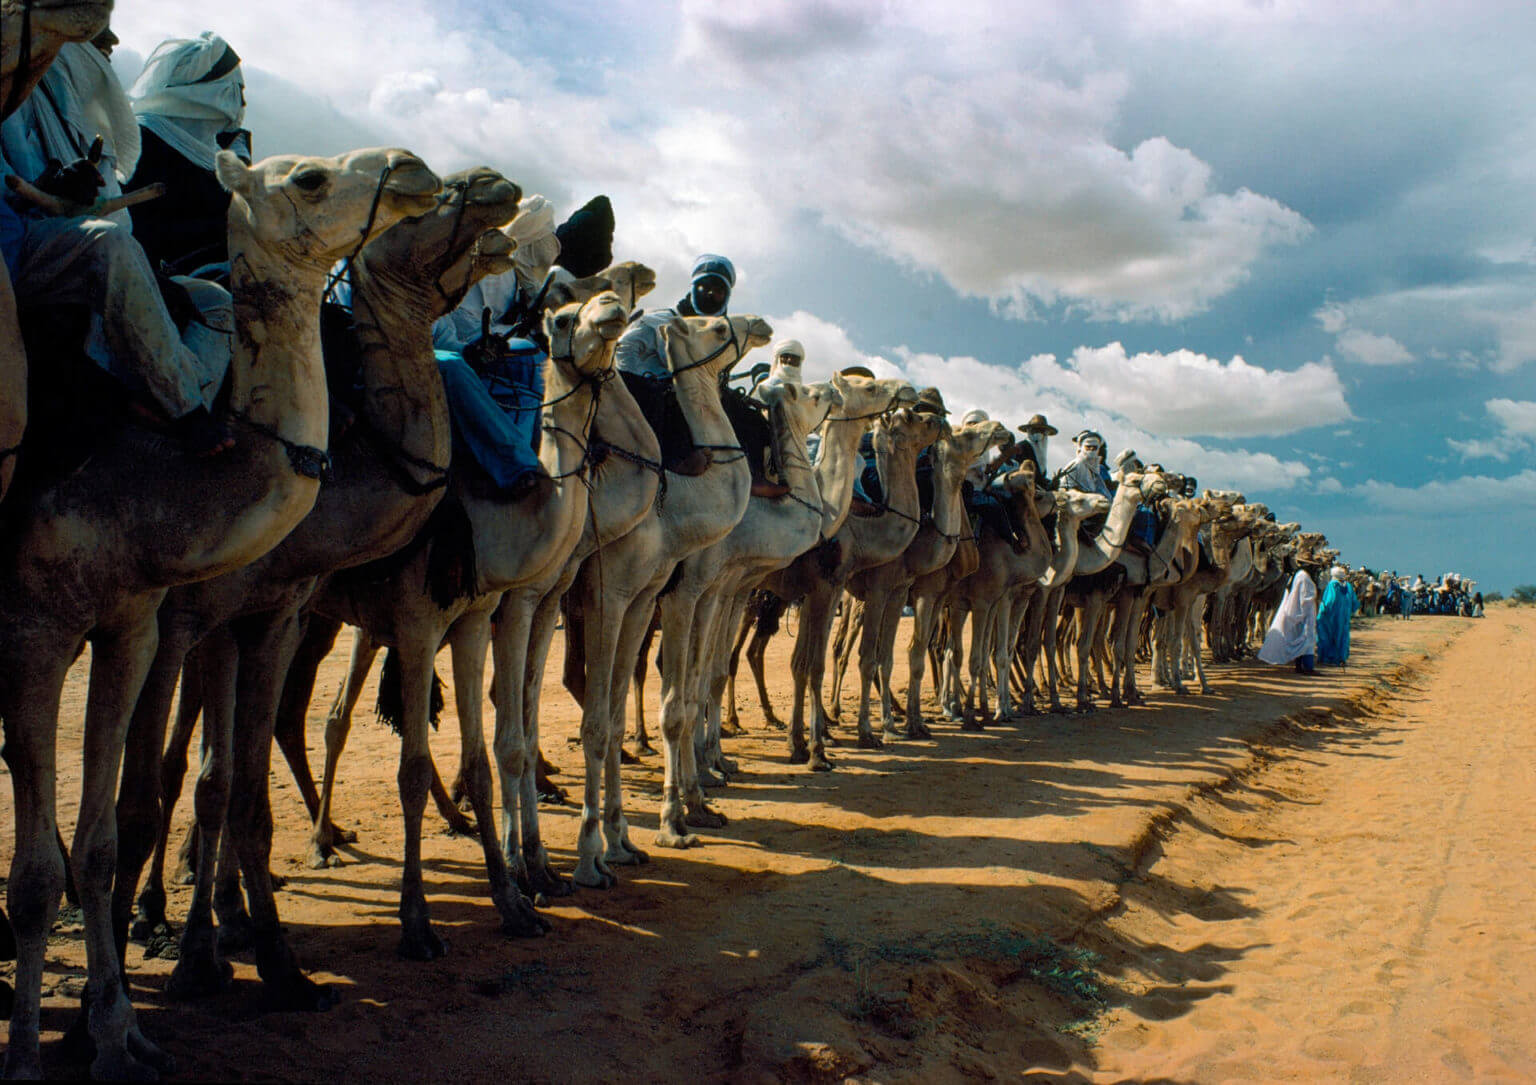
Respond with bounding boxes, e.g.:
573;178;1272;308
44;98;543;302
3;606;1531;1082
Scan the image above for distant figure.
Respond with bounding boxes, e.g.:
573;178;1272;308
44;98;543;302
1258;569;1318;674
1316;565;1359;666
1472;592;1484;618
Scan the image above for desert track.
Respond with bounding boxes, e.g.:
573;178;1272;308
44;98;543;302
4;608;1531;1081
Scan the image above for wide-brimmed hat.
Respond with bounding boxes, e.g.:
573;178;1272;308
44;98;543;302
837;364;876;379
1113;448;1141;471
1017;413;1057;436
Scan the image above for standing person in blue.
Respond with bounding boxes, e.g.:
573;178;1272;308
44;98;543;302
1316;565;1359;666
615;252;735;474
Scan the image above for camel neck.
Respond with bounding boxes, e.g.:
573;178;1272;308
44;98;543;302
773;401;821;512
539;355;599;480
880;440;923;521
813;417;869;538
930;440;969;539
671;367;737;452
348;262;451;474
226;225;330;453
589;368;661;542
1087;482;1141;567
1042;514;1082;588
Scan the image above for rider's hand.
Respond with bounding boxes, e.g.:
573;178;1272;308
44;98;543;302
32;137;106;209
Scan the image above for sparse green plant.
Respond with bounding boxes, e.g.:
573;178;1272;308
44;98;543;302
1509;585;1535;604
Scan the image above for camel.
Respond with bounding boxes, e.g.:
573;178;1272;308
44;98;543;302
941;464;1056;724
1035;474;1150;712
0;0;117;502
296;289;632;959
838;417;1012;744
106;169;524;1003
770;404;942;770
722;376;919;735
289;262;661;905
659;377;841;826
1007;487;1112;713
274;261;658;856
0;146;442;1080
559;313;771;862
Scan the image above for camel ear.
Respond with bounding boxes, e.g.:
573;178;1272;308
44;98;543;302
215;150;253;197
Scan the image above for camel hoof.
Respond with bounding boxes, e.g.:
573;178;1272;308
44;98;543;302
269;870;289;890
306;843;343;870
398;924;449;961
656;826;699;849
904;722;932;740
763;714;786;731
528;862;573;899
497;896;551;938
130;888;169;942
718;755;740;774
125;1027;175;1075
329;823;358;844
857;732;883;750
537;786;570;807
633;739;656;756
608;842;649;866
960;719;985;733
574;866;616;890
787;744;810;765
91;1046;159;1083
442;811;478;835
167;952;233;1000
620;746;640;765
685;804;728;829
698;766;729;789
808;754;834;773
172;864;195;887
719;718;744;737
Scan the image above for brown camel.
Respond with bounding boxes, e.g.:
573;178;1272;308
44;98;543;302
0;146;442;1080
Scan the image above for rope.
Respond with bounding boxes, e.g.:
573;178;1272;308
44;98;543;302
228;408;332;480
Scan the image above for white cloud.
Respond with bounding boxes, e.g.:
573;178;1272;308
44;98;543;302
1021;342;1350;437
1335;328;1414;366
1316;476;1344;494
1353;470;1536;514
1449;397;1536;461
771;312;1316;494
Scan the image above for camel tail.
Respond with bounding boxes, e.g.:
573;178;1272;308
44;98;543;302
375;648;446;735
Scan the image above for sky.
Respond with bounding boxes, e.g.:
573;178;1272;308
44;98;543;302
110;0;1536;590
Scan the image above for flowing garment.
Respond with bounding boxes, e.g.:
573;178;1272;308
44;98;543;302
1316;579;1358;665
1258;570;1318;666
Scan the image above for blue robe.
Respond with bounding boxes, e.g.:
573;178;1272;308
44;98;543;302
1316;580;1358;666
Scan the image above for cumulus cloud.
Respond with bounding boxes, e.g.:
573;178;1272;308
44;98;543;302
1314;301;1415;366
1020;343;1350;437
769;312;1317;494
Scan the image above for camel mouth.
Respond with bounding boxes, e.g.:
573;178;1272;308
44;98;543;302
476;230;516;260
382;158;444;209
593;313;628;341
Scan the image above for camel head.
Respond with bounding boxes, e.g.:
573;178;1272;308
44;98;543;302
826;374;917;426
1203;488;1246;505
217;147;442;270
660;313;772;381
1;1;113;121
880;406;944;457
544;260;657;317
545;290;628;380
941;418;1011;483
1056;487;1111;527
354;166;521;319
791;379;843;439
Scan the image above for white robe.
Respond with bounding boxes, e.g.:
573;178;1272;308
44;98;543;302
1258;570;1318;664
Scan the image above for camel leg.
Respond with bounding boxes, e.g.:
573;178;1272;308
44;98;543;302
57;599;175;1079
874;595;906;738
745;598;783;729
307;623;378;868
272;612;343;827
2;641;78;1080
224;609;337;1007
1121;594;1151;706
468;608;551;935
828;595;861;726
571;565;634;877
656;584;726;836
789;582;838;771
851;592;886;749
381;629;448;961
118;629;197;954
168;625;239;1000
1074;598;1103;712
630;609;657;754
904;592;937;739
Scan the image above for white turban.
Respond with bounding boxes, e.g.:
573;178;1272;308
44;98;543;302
130;32;246;171
506;194;560;292
772;339;804;362
1331;566;1347;581
959;409;989;426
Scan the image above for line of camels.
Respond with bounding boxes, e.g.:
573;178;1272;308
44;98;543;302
0;9;1346;1078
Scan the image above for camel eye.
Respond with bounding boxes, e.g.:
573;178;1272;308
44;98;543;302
292;171;327;192
554;314;572;329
